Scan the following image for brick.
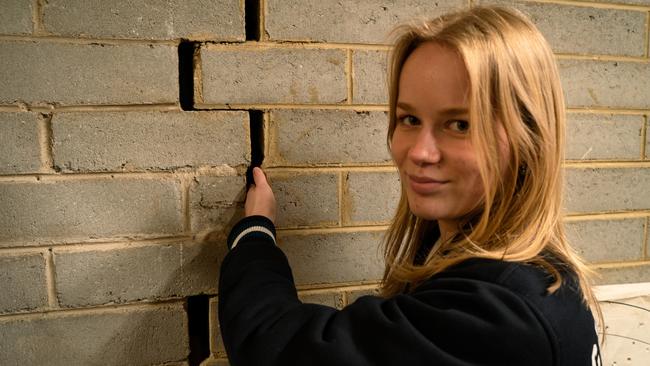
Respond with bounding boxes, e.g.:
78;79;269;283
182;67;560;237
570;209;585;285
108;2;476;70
200;47;347;105
190;175;246;237
645;116;650;160
0;0;33;35
594;264;650;285
0;253;48;314
268;109;391;166
345;287;381;305
52;111;249;172
298;291;344;309
268;172;339;228
0;112;41;174
42;0;244;41
180;240;227;294
208;297;226;356
565;219;645;263
0;179;183;246
202;359;230;366
479;0;646;57
564;167;650;213
54;241;225;307
0;303;188;366
0;41;177;105
573;0;650;5
353;50;389;104
559;59;650;110
566;113;643;160
265;0;466;44
278;230;385;285
344;170;400;224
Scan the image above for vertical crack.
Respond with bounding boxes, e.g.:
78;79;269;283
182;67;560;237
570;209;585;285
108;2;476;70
187;295;211;366
245;0;261;41
246;110;265;188
179;40;198;111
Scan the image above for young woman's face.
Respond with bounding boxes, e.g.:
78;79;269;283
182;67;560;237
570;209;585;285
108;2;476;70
391;42;508;233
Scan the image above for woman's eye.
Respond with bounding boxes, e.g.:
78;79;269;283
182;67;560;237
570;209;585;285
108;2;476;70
398;115;419;126
447;120;470;133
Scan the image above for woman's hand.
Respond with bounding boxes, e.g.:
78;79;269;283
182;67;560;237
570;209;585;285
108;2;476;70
245;167;277;224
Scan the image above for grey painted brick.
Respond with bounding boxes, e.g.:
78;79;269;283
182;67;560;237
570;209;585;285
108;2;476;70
0;0;33;35
564;167;650;213
278;230;385;285
0;303;188;366
42;0;244;41
268;109;391;166
298;291;344;309
595;264;650;285
268;172;339;228
0;179;183;246
0;41;177;105
480;0;646;57
345;171;400;224
0;253;48;314
0;112;41;174
200;47;347;105
353;50;389;104
565;219;645;263
566;113;643;160
55;241;225;307
52;111;249;172
209;297;226;355
265;0;466;44
190;175;246;237
345;287;381;305
559;59;650;109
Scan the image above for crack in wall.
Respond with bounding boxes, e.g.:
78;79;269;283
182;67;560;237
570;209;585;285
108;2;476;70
178;40;199;111
179;3;266;360
245;0;261;41
186;295;211;366
247;110;265;188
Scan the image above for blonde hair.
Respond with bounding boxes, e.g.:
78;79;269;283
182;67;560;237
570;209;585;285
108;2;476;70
381;5;602;329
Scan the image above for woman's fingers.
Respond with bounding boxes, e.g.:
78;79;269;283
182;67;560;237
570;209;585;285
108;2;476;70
245;167;277;223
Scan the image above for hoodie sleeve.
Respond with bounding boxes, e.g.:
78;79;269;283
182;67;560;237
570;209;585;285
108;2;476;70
218;219;554;366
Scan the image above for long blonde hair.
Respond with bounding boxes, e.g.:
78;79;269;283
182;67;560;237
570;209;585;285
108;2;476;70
381;5;602;327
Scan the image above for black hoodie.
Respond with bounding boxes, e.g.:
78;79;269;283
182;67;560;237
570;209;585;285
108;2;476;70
219;216;602;366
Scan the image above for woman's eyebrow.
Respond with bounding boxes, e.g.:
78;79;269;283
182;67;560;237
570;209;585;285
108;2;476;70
440;107;469;115
396;101;468;115
396;101;414;111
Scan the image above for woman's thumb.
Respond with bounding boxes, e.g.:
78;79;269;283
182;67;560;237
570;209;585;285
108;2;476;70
253;167;268;187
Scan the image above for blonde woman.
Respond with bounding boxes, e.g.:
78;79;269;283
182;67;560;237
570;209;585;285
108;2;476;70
219;6;602;365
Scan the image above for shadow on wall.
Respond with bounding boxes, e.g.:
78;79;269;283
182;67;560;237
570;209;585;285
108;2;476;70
60;190;246;366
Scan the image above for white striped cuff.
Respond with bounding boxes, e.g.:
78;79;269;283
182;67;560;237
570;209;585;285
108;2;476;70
231;225;277;249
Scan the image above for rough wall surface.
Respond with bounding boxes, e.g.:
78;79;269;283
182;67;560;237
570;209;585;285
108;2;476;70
0;0;648;365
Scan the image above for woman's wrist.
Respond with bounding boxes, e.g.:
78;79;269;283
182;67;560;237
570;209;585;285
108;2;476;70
227;215;277;250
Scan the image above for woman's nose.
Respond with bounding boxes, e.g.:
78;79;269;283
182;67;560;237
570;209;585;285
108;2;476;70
408;129;441;166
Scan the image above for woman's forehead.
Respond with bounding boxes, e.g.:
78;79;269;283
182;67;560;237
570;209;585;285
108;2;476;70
398;42;470;112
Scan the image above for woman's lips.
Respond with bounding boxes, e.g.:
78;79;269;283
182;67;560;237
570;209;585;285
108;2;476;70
407;175;448;194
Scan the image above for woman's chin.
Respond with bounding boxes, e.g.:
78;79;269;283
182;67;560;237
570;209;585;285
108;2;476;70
408;205;443;221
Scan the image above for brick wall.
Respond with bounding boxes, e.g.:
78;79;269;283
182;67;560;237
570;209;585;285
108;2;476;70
0;0;648;365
